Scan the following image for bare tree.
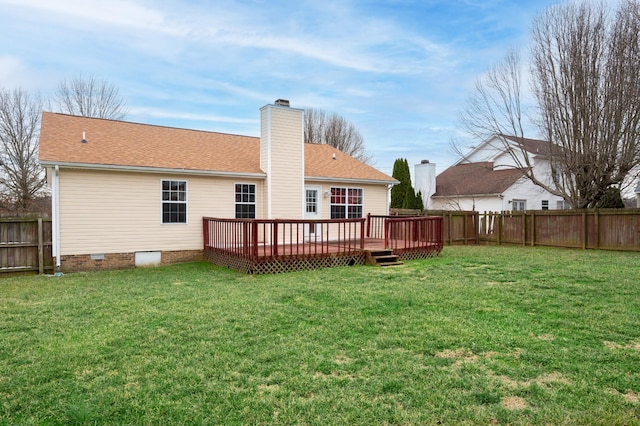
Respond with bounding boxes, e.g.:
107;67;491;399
459;0;640;208
0;88;46;209
54;74;127;120
304;108;372;164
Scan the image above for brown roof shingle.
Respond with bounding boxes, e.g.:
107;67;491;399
39;112;395;183
435;162;525;196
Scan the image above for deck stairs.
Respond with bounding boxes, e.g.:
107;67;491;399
365;249;404;267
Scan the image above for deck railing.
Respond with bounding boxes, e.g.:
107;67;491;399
203;217;366;260
367;214;444;252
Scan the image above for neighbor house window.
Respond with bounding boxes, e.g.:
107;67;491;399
557;200;571;210
162;180;187;224
235;183;256;218
330;187;363;219
541;200;549;210
512;199;526;211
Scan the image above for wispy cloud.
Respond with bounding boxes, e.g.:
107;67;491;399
0;0;560;173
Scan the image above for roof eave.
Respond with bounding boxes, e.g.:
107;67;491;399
432;193;503;198
305;175;399;186
39;160;267;179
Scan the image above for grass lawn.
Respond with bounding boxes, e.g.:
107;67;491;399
1;246;639;425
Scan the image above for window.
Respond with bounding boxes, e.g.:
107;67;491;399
306;189;317;213
330;187;363;219
512;199;526;211
235;183;256;218
541;200;549;210
557;200;571;210
162;180;187;224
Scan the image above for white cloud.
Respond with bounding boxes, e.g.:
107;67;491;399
0;0;182;35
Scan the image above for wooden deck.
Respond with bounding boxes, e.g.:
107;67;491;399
203;216;444;274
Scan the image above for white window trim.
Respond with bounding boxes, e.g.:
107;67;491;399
330;186;364;219
235;182;257;219
512;199;526;211
161;179;188;225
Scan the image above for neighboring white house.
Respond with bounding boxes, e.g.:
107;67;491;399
416;134;568;212
38;100;397;272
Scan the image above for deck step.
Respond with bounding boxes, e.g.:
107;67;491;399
378;261;404;267
365;249;404;267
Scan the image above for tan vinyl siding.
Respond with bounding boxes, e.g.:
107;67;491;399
304;181;390;219
260;105;304;219
58;168;263;255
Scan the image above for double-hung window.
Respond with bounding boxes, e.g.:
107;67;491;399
162;180;187;224
330;187;363;219
512;199;526;211
235;183;256;218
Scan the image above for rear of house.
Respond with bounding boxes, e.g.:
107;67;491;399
39;101;397;272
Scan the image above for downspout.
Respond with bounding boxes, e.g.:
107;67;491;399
52;165;61;269
387;183;394;214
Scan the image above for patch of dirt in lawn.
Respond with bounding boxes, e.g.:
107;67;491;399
608;388;639;403
624;390;639;403
603;340;623;349
258;384;280;393
492;371;570;389
334;355;352;365
536;333;555;341
625;341;640;351
435;348;476;359
502;396;529;410
434;348;478;367
603;340;640;351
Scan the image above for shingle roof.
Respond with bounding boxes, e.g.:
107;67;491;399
499;134;553;156
434;162;525;196
39;112;395;183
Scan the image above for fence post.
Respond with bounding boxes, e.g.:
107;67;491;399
273;222;279;256
366;213;371;238
38;218;44;274
530;212;536;247
447;212;452;245
497;212;502;246
594;211;600;249
463;212;467;245
474;211;479;245
384;218;390;249
582;211;587;250
522;211;526;246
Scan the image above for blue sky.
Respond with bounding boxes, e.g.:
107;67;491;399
0;0;560;177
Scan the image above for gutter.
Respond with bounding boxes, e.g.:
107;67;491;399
305;175;399;186
431;193;503;199
39;161;267;179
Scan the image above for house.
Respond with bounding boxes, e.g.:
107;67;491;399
38;100;398;272
415;134;569;212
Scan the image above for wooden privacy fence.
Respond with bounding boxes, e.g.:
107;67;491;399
478;209;640;251
391;208;640;251
0;218;54;274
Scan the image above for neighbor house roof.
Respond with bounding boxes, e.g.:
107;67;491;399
434;162;525;197
39;112;396;184
499;134;553;156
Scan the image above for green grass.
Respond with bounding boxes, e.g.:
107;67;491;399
1;246;639;425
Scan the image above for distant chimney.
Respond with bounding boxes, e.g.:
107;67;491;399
274;99;290;107
415;160;437;210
